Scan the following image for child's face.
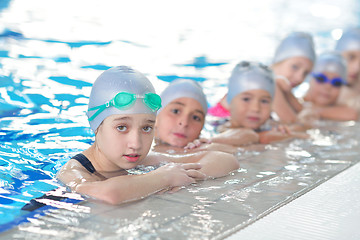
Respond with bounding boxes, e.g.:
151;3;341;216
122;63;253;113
308;72;342;107
272;56;313;88
229;89;272;130
342;50;360;86
95;114;155;170
155;97;205;147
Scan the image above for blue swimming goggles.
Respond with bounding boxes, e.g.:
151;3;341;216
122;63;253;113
88;92;162;121
312;73;346;88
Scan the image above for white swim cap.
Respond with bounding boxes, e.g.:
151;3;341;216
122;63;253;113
227;61;275;104
273;32;316;64
313;52;347;81
159;79;208;113
87;66;160;132
335;28;360;52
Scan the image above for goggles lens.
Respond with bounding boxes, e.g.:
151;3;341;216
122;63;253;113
113;92;136;109
144;92;162;111
88;92;161;121
312;73;345;88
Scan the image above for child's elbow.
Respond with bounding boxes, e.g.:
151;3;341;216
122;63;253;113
221;152;240;171
348;111;358;121
246;130;260;143
103;195;125;205
76;184;128;205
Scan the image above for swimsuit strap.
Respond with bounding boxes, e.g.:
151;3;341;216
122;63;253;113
72;153;96;173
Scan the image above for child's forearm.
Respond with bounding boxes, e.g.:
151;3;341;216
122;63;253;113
197;151;239;178
75;171;172;205
212;129;259;146
273;85;299;123
318;106;358;121
285;92;303;113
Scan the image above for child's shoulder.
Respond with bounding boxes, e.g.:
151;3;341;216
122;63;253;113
56;158;103;190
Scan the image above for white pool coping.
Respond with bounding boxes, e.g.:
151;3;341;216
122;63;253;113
225;161;360;240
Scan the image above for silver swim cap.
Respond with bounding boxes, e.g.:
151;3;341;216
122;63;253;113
313;52;347;81
227;61;275;104
87;66;159;132
159;79;208;113
335;28;360;52
273;32;316;64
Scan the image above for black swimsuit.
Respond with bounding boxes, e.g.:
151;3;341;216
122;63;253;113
72;153;96;174
22;153;95;211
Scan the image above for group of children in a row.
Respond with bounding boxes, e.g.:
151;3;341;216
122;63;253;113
57;28;360;205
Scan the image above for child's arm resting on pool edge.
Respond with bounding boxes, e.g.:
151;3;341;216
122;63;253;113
57;162;205;205
211;128;259;146
146;151;240;178
258;125;309;144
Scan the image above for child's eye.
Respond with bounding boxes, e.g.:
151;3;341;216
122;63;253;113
291;64;299;71
117;125;127;132
261;99;271;104
241;97;251;102
143;126;153;133
171;109;180;114
192;115;202;122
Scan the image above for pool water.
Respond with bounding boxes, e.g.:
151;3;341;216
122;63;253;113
0;0;360;238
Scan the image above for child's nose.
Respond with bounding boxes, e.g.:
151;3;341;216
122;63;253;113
250;100;260;112
128;130;142;150
178;115;189;127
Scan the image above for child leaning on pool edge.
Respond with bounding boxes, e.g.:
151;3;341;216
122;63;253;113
207;32;315;124
300;52;358;122
335;28;360;113
153;79;258;154
213;61;308;145
57;66;239;205
271;32;315;124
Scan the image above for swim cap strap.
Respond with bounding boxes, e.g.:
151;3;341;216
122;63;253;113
88;104;108;122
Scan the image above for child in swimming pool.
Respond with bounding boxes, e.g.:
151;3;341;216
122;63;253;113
212;61;308;145
271;32;316;123
57;66;238;205
299;52;358;122
335;28;360;113
207;32;315;124
153;79;258;153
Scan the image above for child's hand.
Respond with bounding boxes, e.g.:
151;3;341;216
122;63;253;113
273;124;291;134
184;138;211;150
270;124;309;140
158;163;206;191
276;76;292;93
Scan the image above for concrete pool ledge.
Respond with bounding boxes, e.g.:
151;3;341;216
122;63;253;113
225;161;360;240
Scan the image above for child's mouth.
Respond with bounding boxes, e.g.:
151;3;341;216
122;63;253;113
123;154;140;162
173;132;187;138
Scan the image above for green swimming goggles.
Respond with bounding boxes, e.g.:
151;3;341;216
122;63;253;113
88;92;162;121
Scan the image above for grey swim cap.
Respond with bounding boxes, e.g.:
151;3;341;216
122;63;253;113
87;66;158;132
273;32;316;64
313;52;347;81
335;28;360;52
159;79;208;113
227;61;275;104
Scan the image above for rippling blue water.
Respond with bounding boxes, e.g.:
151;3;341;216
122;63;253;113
0;0;359;232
